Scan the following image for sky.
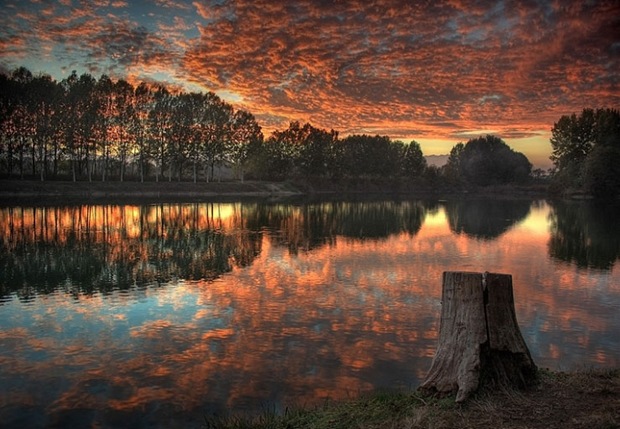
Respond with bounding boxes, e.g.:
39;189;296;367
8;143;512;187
0;0;618;168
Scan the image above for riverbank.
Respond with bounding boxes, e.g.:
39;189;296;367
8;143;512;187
0;178;551;204
0;179;303;204
208;369;619;429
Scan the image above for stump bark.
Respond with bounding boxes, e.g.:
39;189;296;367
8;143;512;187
420;271;537;402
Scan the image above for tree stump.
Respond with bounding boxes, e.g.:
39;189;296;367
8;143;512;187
420;271;537;402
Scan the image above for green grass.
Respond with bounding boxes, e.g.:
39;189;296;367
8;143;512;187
203;390;456;429
203;369;620;429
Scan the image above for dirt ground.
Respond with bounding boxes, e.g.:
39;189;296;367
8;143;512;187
402;369;620;429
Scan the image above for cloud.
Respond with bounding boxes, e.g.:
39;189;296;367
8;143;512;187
0;0;617;160
175;0;617;143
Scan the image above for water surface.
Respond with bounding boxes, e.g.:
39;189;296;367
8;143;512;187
0;199;618;428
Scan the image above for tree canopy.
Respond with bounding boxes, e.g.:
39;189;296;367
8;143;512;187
550;108;620;197
0;68;261;182
1;66;541;187
445;135;532;186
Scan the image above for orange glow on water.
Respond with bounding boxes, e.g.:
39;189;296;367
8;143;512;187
0;200;618;426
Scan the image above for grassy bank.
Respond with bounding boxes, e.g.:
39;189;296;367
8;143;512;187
206;369;619;429
0;178;551;204
0;179;302;204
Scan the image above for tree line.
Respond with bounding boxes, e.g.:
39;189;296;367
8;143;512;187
549;108;620;197
0;67;435;183
1;66;541;186
0;67;263;183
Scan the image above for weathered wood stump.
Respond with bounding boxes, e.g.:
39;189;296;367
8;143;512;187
420;271;537;402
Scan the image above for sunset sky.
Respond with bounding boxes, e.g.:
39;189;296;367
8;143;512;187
1;0;618;168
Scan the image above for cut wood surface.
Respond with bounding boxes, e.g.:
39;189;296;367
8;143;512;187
420;271;537;402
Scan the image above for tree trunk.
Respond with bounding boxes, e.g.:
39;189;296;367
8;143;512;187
420;271;537;402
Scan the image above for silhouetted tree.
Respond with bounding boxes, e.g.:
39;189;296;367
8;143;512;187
340;134;399;178
203;95;233;182
228;109;263;182
148;85;174;182
94;75;114;181
112;79;136;181
402;140;427;178
59;71;99;181
134;82;153;182
446;135;531;186
583;145;620;198
298;124;338;178
550;108;620;196
265;121;337;178
444;142;464;181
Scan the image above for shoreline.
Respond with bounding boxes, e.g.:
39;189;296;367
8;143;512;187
210;368;619;429
0;179;303;204
0;179;551;205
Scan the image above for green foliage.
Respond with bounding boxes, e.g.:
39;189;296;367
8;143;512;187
444;142;464;181
402;140;427;177
338;134;413;179
445;135;531;186
204;390;435;429
0;66;261;182
584;145;620;198
1;65;553;187
228;110;263;181
550;108;620;196
550;109;597;171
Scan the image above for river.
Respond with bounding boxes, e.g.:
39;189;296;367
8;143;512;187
0;198;618;428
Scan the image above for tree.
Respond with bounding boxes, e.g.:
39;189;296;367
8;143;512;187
265;121;308;179
583;145;620;198
148;86;173;182
444;142;464;181
133;82;153;182
339;134;397;178
59;71;98;181
6;67;34;179
183;92;206;183
168;92;194;181
446;135;531;186
202;95;233;182
550;108;620;194
94;75;115;181
402;140;427;178
112;79;136;182
0;72;18;176
228;109;263;182
550;109;596;173
296;123;338;178
28;74;62;180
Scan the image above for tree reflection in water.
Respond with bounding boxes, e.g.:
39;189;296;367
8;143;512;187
0;201;433;299
245;201;429;254
0;199;619;428
0;204;263;299
547;200;620;269
445;198;532;240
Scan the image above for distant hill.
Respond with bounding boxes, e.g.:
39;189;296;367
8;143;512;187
425;154;449;167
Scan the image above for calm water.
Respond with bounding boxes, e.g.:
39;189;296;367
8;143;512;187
0;198;619;428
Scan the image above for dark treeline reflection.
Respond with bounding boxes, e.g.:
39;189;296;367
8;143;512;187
0;201;431;299
0;205;263;300
445;198;532;239
244;200;431;254
3;199;619;300
548;201;620;269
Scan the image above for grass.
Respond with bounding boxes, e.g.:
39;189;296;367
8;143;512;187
204;369;620;429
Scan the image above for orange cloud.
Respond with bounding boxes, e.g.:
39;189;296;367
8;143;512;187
0;0;618;165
